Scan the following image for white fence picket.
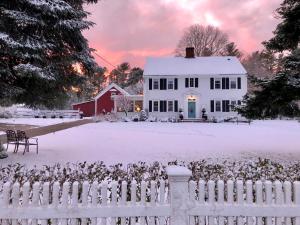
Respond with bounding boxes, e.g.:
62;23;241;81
283;181;292;225
227;180;234;225
41;182;49;225
265;181;273;225
198;180;205;225
217;181;225;225
71;181;79;225
255;181;263;225
237;180;244;225
295;181;300;225
208;180;215;225
91;181;99;225
22;182;30;225
11;182;20;225
246;180;253;225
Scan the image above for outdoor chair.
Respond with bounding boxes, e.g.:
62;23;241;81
5;130;19;153
16;130;38;155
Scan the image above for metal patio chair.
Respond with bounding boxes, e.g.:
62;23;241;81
5;130;18;153
16;130;39;155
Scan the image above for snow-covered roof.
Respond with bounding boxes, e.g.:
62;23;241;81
143;56;247;76
94;83;130;100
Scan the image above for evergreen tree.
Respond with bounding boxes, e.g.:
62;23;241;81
109;62;130;88
239;0;300;119
0;0;103;108
222;42;243;59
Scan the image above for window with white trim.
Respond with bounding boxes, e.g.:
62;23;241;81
168;101;173;112
230;78;237;89
153;79;159;90
230;100;237;111
168;79;174;89
215;78;221;89
189;78;194;87
153;101;159;112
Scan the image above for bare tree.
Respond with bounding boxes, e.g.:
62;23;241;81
115;95;133;116
175;25;229;57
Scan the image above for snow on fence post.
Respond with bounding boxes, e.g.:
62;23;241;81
166;165;192;225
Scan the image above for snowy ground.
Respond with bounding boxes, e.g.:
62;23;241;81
1;120;300;167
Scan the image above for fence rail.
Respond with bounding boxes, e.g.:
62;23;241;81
0;166;299;225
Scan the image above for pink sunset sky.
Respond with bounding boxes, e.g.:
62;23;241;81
84;0;282;69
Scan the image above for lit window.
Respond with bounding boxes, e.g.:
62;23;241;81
230;79;237;89
153;101;159;112
153;79;159;90
216;101;221;112
168;101;173;112
168;80;174;89
215;79;221;89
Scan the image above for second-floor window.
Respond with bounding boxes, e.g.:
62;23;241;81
185;78;198;88
153;79;159;90
168;79;174;89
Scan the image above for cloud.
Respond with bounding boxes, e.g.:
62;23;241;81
84;0;282;68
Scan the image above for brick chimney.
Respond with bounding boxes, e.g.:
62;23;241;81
185;47;195;58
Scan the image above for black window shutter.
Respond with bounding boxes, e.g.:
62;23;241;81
226;78;230;89
149;78;152;90
226;100;230;112
195;78;199;88
222;78;226;89
159;101;163;112
210;100;214;112
174;78;178;90
185;78;189;88
237;77;241;89
210;78;214;89
238;100;241;105
160;79;167;90
164;101;167;112
149;101;152;112
222;100;226;112
174;100;178;112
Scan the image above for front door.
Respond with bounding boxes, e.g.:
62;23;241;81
188;101;196;118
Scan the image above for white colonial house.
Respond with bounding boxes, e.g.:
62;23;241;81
143;48;247;120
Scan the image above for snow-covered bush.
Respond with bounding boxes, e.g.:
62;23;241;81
147;116;157;122
160;117;169;122
139;110;148;121
122;117;132;122
1;158;300;193
0;144;8;159
132;114;139;122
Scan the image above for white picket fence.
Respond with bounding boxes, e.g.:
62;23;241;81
0;166;299;225
13;109;82;118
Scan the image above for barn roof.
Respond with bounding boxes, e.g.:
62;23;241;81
94;83;130;100
143;56;247;76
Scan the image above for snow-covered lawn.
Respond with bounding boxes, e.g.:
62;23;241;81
1;120;300;167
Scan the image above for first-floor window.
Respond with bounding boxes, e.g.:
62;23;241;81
153;101;159;112
168;101;174;112
216;101;221;112
230;100;236;111
153;79;159;90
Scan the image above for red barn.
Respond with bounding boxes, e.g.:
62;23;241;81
72;83;130;117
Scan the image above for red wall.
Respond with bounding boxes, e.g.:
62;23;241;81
96;88;122;115
73;101;95;117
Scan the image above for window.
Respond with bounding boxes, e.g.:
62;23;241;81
222;100;230;112
168;101;173;112
216;101;221;112
153;101;159;112
190;78;194;87
230;100;236;111
215;79;221;89
230;79;237;89
160;100;167;112
168;80;174;89
153;79;159;90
